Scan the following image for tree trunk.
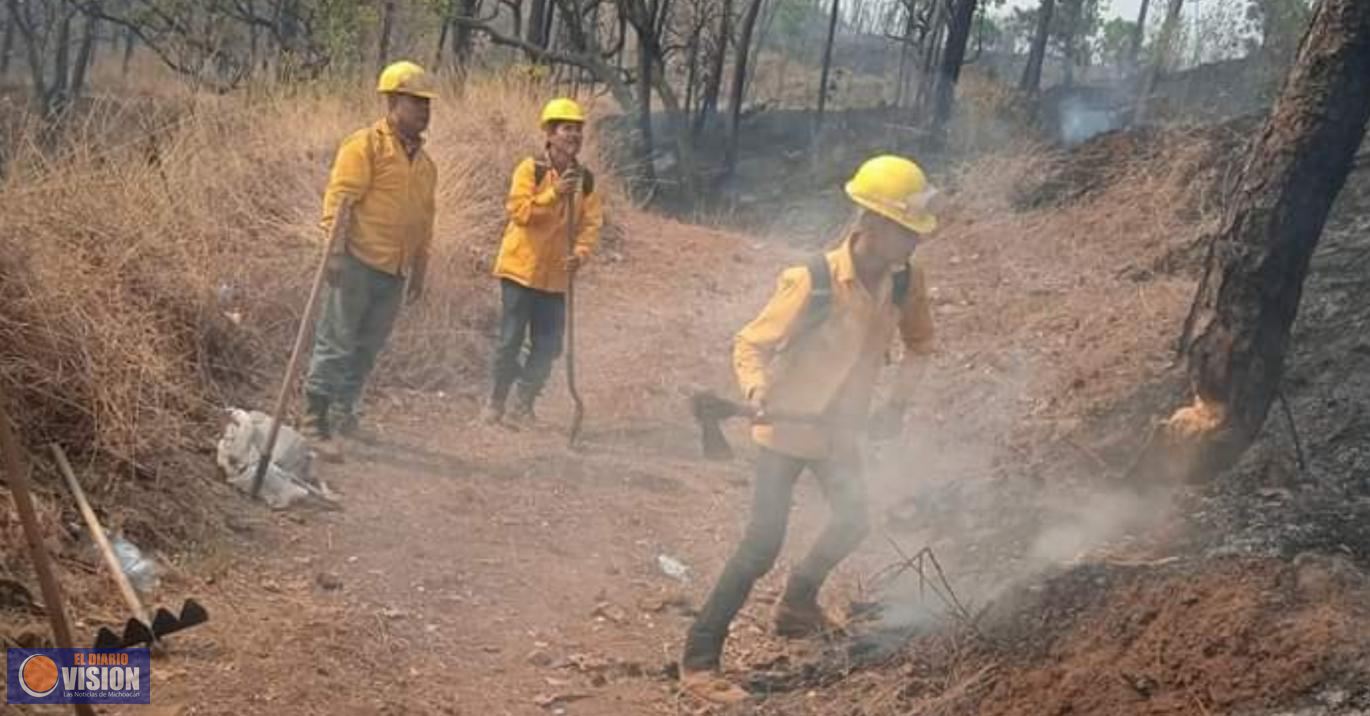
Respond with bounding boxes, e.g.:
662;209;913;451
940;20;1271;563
724;0;764;176
1;3;14;78
527;0;548;48
121;25;135;75
694;0;731;137
69;9;98;102
814;0;840;133
434;16;450;67
914;0;947;116
7;0;49;111
684;26;701;116
1127;0;1150;70
52;5;74;104
931;0;976;133
453;0;479;70
636;29;657;186
1133;0;1183;125
1149;0;1370;484
1019;0;1054;93
377;1;395;71
1061;0;1079;87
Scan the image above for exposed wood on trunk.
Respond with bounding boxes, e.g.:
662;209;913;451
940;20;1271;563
1141;0;1370;484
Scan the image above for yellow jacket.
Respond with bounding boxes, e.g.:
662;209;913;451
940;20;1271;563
321;119;437;277
493;157;604;293
734;237;935;460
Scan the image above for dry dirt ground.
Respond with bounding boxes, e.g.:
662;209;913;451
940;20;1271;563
8;129;1370;715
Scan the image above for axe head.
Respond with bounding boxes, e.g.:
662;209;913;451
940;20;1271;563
691;391;748;461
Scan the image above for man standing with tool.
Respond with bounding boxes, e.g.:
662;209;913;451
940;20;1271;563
679;155;940;704
480;98;603;427
301;61;438;458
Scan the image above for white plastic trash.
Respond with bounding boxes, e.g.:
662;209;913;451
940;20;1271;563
216;409;314;510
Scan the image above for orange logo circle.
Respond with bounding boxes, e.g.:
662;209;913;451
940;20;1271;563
19;654;59;697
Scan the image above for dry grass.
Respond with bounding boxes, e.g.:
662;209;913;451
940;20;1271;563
0;75;617;482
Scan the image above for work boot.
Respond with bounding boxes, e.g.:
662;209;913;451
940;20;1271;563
301;394;343;464
507;387;538;428
334;408;379;444
679;668;751;705
475;398;506;427
774;599;845;640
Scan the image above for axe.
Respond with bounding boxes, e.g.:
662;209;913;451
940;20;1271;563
689;391;826;460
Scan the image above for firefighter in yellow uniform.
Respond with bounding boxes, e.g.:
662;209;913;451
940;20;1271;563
680;155;939;704
481;98;604;425
303;61;438;453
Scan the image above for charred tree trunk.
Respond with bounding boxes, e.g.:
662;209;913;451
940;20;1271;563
814;0;840;133
724;0;764;177
1148;0;1370;484
1128;0;1150;70
930;0;976;133
378;1;395;71
1019;0;1054;93
1133;0;1183;124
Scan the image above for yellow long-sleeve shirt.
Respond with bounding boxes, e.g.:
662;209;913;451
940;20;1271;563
321;119;437;277
493;157;604;293
734;237;935;460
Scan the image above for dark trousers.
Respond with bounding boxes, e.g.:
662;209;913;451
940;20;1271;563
304;254;404;414
682;447;870;671
491;278;566;407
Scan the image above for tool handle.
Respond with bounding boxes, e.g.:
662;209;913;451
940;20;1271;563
565;188;585;447
52;445;149;623
0;396;98;716
252;198;352;497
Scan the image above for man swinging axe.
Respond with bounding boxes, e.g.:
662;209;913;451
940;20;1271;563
481;98;604;427
679;155;940;704
300;61;438;459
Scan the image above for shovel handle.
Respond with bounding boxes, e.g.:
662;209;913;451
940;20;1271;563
52;445;151;626
0;397;98;716
252;198;352;497
565;187;585;447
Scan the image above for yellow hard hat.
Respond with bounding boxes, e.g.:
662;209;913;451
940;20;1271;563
540;98;586;127
377;61;438;99
845;155;938;234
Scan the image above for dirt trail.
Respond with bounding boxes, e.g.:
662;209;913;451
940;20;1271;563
88;216;845;716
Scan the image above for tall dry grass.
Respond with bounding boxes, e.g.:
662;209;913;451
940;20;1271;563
0;75;615;480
